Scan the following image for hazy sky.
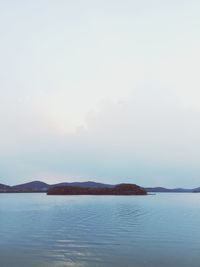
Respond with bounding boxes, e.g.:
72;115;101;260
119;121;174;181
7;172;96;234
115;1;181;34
1;0;200;187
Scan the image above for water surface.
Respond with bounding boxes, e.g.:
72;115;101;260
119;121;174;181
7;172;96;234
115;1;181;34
0;193;200;267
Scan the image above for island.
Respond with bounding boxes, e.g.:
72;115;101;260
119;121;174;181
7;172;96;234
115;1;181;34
1;180;200;193
47;183;147;195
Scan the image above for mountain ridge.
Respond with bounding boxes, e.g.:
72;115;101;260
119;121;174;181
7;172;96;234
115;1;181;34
0;180;199;193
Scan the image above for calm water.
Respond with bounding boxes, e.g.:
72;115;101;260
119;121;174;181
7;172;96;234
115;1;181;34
0;193;200;267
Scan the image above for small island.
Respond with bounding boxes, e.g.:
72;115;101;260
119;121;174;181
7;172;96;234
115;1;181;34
47;183;147;195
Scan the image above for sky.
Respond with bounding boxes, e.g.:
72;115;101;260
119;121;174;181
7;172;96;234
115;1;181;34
0;0;200;187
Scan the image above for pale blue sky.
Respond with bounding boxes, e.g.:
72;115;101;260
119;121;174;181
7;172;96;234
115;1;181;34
0;0;200;187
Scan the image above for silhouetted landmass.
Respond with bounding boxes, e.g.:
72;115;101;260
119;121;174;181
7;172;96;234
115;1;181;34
0;181;115;193
193;187;200;193
12;181;49;192
0;180;200;193
52;181;114;188
146;187;193;193
0;181;49;193
47;183;147;195
0;183;11;192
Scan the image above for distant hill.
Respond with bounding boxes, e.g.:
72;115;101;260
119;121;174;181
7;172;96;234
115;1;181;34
0;183;11;192
0;180;199;193
0;180;114;193
146;187;193;193
11;181;50;192
193;187;200;193
52;181;114;188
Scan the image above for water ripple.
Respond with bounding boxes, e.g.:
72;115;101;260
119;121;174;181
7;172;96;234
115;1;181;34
1;193;200;267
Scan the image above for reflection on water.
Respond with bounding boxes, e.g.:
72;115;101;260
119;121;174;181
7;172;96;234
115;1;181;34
1;193;200;267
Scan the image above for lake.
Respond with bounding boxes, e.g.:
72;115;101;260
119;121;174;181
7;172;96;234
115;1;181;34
0;193;200;267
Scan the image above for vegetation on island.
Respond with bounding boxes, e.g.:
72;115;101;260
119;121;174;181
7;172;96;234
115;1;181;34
47;183;147;195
